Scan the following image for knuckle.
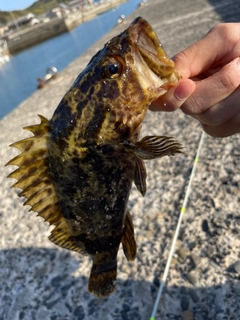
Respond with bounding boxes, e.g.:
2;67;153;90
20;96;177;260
181;95;200;115
220;67;240;92
209;23;240;53
173;51;191;77
214;23;240;47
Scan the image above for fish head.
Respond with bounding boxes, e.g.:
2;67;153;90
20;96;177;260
92;16;181;140
51;17;181;144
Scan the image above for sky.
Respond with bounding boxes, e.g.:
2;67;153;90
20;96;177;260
0;0;36;11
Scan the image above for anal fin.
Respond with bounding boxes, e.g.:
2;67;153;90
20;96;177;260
121;211;137;261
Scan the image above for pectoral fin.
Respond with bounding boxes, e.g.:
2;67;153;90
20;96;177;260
125;135;183;160
134;157;147;196
121;211;137;261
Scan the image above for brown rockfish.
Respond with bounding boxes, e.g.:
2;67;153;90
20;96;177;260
6;17;182;297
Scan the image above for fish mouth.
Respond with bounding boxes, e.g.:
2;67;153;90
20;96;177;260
129;17;181;96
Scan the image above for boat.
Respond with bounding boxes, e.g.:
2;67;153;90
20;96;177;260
117;14;125;24
37;66;58;89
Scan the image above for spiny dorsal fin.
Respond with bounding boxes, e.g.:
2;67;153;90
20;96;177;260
6;115;87;256
6;115;60;226
121;211;137;261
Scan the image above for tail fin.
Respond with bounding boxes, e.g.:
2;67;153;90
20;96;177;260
88;253;117;298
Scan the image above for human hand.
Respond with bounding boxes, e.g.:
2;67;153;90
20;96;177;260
151;23;240;137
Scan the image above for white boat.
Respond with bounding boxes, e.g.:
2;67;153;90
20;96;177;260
0;54;10;65
0;39;10;66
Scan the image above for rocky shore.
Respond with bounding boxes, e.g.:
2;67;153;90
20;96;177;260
1;0;240;319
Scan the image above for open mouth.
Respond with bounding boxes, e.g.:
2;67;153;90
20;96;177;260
129;17;181;88
136;31;176;79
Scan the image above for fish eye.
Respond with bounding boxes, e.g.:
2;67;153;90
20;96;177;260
103;56;124;79
108;64;119;75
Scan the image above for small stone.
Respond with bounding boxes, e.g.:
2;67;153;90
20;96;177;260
19;310;25;320
176;247;189;264
209;260;221;270
180;286;188;295
189;289;199;303
201;219;209;233
122;303;130;312
170;256;178;266
233;283;240;296
232;260;240;273
186;270;199;286
206;245;215;257
180;295;190;311
153;276;160;288
88;299;98;316
215;227;223;235
34;264;48;278
65;302;72;313
51;275;63;288
61;282;73;298
190;253;201;268
74;305;85;319
181;309;194;320
44;298;59;309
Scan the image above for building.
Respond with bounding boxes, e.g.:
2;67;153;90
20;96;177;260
7;13;39;30
68;0;94;10
47;4;70;19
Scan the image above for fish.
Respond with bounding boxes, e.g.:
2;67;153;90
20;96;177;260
6;17;183;298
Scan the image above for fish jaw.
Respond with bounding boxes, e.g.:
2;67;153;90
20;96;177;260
128;17;182;100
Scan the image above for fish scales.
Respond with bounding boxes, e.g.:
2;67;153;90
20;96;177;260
6;17;183;297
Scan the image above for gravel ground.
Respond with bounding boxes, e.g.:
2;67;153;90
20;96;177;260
1;0;240;319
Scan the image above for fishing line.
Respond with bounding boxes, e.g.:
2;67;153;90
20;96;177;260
149;131;205;320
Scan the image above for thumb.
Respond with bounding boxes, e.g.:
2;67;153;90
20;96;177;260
150;79;196;112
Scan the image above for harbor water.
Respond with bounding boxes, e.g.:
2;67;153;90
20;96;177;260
0;0;141;119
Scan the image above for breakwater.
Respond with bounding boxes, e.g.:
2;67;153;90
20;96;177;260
7;0;127;54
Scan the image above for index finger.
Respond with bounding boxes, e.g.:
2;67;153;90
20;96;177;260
173;23;240;78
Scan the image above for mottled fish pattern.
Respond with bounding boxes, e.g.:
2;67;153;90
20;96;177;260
6;17;183;297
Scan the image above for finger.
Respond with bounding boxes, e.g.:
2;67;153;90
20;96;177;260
150;79;196;112
181;57;240;116
202;117;240;137
173;23;240;78
195;85;240;127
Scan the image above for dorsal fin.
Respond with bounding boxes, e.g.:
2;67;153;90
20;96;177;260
6;115;87;255
6;116;59;224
